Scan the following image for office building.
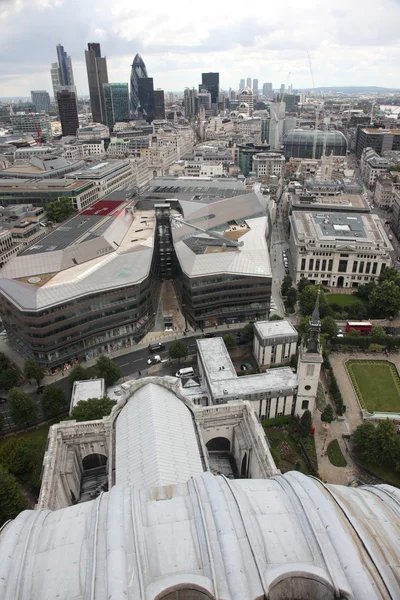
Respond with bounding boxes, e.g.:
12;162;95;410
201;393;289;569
9;113;52;141
239;78;245;91
56;89;79;137
130;53;148;116
374;175;394;209
184;88;198;119
355;127;400;158
50;62;61;98
252;152;285;177
137;77;155;122
262;82;273;97
238;87;254;116
283;129;347;159
0;179;98;210
153;89;165;120
85;42;109;123
289;211;392;288
103;82;130;129
56;43;74;87
254;320;298;367
30;90;51;113
246;77;252;88
360;148;390;189
200;72;219;105
280;83;285;94
391;189;400;240
252;78;258;94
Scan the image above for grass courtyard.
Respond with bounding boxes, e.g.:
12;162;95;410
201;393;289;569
346;360;400;413
325;293;365;308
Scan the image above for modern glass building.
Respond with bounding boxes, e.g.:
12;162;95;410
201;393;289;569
56;89;79;137
56;43;74;87
104;83;130;129
200;72;219;105
30;90;51;113
137;77;155;123
283;129;347;159
130;54;148;116
85;43;109;124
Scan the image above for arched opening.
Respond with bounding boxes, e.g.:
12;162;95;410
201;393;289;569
206;437;230;452
269;575;333;600
157;590;214;600
337;276;344;288
153;169;158;178
241;452;247;477
82;453;107;471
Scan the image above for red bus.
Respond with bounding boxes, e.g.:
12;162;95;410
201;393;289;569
345;321;373;335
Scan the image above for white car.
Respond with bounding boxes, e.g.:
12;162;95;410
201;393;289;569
147;354;161;365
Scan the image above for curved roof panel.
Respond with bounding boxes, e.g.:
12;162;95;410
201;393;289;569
115;382;204;488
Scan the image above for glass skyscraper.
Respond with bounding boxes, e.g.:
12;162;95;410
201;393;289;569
130;54;148;116
56;44;74;87
104;83;130;129
85;43;109;124
200;72;219;105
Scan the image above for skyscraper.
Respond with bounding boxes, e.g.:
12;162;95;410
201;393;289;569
130;54;148;116
239;79;245;91
253;78;259;94
57;89;79;136
201;73;219;105
56;44;74;87
262;82;273;97
137;77;155;122
154;89;165;120
85;43;109;123
103;83;130;129
184;88;198;119
31;90;51;113
50;62;61;99
246;77;252;88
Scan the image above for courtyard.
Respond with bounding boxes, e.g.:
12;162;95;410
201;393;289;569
346;359;400;413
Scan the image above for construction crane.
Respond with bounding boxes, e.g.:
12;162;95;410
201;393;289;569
30;113;42;145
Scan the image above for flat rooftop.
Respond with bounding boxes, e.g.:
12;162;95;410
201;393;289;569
197;338;237;381
0;179;91;192
361;128;400;135
292;193;368;211
70;379;105;414
255;320;298;340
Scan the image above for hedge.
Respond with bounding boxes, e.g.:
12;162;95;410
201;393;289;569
322;353;344;415
261;415;292;428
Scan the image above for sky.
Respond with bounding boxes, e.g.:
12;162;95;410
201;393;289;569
0;0;400;97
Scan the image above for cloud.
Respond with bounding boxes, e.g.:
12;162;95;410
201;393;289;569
0;0;399;97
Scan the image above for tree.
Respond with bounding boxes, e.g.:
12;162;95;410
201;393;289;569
70;396;116;422
299;410;312;437
353;423;378;464
0;368;18;390
347;300;367;320
299;286;330;318
223;334;236;350
95;355;121;387
355;281;376;301
241;323;254;343
23;359;43;386
375;419;398;465
0;413;3;433
321;316;338;339
0;352;9;371
281;274;293;297
0;437;42;476
8;388;37;427
378;265;400;284
169;340;188;360
270;314;283;321
45;196;75;223
369;280;400;317
371;325;386;339
297;277;311;293
285;286;298;309
41;384;66;419
290;353;297;369
297;315;311;341
69;365;89;389
321;404;334;424
0;464;27;527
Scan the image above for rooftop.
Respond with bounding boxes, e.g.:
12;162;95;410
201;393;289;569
70;378;105;413
0;179;92;193
255;320;298;340
197;338;237;381
361;128;400;135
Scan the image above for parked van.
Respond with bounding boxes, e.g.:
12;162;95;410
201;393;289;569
176;367;194;378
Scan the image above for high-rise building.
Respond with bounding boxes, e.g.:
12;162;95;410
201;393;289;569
103;83;130;129
246;77;252;88
50;62;61;99
138;77;155;122
262;82;273;97
56;44;74;87
239;78;245;91
130;54;148;116
280;83;285;94
154;89;165;120
85;43;109;124
56;89;79;137
253;78;259;94
31;90;51;113
184;88;198;119
201;73;219;105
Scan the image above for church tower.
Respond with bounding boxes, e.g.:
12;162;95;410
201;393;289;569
295;291;323;416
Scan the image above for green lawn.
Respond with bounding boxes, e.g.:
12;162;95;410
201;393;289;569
327;439;347;467
0;423;50;448
357;456;400;487
346;360;400;413
325;294;364;307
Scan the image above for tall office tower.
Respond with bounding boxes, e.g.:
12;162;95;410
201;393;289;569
288;84;293;94
56;44;74;86
130;54;148;116
138;77;155;122
280;83;285;94
201;73;219;105
253;78;259;94
263;82;273;97
31;90;51;112
56;89;79;136
239;79;245;91
85;43;109;123
167;92;174;104
103;83;130;129
50;62;61;98
246;77;252;88
154;89;165;120
184;88;198;119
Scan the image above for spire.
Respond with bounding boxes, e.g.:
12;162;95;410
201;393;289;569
311;289;320;325
306;288;321;353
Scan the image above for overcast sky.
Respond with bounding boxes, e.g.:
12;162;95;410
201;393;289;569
1;0;400;97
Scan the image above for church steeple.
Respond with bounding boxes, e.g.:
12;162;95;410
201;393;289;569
307;290;321;353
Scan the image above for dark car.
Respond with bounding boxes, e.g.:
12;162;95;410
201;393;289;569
36;386;45;394
0;397;7;404
148;343;165;352
203;333;215;338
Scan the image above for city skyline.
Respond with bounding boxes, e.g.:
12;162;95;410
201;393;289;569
1;0;400;98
